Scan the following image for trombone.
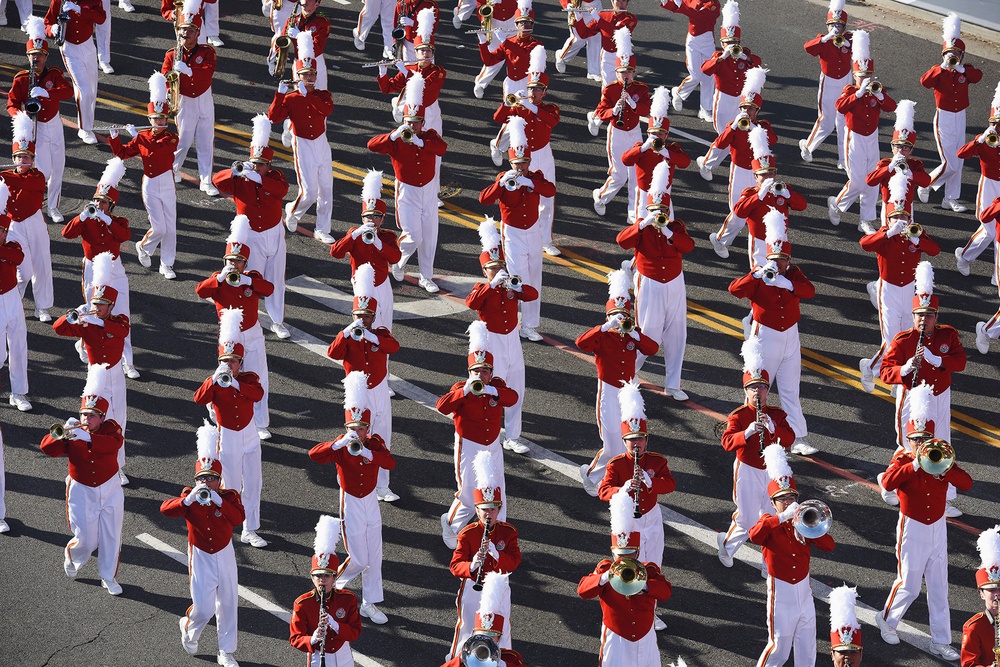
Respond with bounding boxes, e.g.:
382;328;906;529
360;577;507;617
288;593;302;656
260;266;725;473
792;499;833;539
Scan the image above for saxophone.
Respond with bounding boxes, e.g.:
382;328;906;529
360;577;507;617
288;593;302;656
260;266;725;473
992;612;999;667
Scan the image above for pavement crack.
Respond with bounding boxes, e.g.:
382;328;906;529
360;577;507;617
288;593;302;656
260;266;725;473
41;618;118;666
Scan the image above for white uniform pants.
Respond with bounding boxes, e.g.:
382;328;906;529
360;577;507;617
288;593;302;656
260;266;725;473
583;379;622;488
833;128;879;222
449;577;512;660
702;91;740;170
0;429;5;521
337;489;384;604
95;0;112;65
721;460;769;560
203;0;220;39
636;503;664;567
65;475;123;581
757;577;816;667
173;89;216;181
308;646;353;667
500;223;542;329
369;378;393;489
35;114;66;212
395;180;438;280
600;625;659;667
371;277;394;332
802;72;850;165
958;176;1000;263
288;134;334;235
635;273;685;391
60;39;98;134
139;171;178;267
894;386;950;450
97;361;127;469
675;31;716;113
219;424;262;532
241;323;269;430
530;144;556;247
928;108;966;201
445;435;506;537
488;329;524;441
714;165;755;249
751;324;807;439
83;255;133;366
183;542;239;654
0;0;32;24
555;1;602;78
595;124;641;212
248;224;287;327
881;515;952;644
474;17;516;92
597;49;618;88
867;280;910;369
10;210;54;310
356;0;396;53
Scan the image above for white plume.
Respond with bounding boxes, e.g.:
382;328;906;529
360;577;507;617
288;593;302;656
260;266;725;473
721;0;739;29
99;157;126;189
894;100;915;133
942;12;961;46
650;161;670;198
181;0;201;20
250;114;271;150
852;30;870;66
977;525;1000;571
361;169;383;203
991;81;1000;112
887;170;910;204
607;268;631;302
404;71;426;112
478;572;509;618
227;214;250;245
507;116;528;149
467;320;490;356
12;112;33;146
741;335;765;376
763;208;787;246
668;660;688;667
196;418;219;463
342;370;370;412
353;263;376;298
909;382;934;430
740;67;768;100
90;251;114;291
218;307;243;345
0;180;9;215
82;363;109;399
613;27;633;62
828;585;860;632
528;44;546;75
473;449;499;492
618;378;645;424
764;443;793;483
828;0;845;13
25;15;46;43
314;514;342;557
649;86;670;122
749;125;771;160
148;71;168;106
609;485;636;536
516;0;531;17
914;260;934;295
479;217;501;253
416;7;436;43
296;30;315;62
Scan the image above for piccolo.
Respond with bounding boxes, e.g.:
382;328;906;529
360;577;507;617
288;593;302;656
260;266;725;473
89;125;156;133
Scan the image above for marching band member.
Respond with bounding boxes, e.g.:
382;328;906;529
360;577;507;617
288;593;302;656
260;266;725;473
621;86;690;223
327;265;400;502
40;363;124;594
828;30;897;234
961;526;1000;667
437;321;517;542
618;173;693;400
54;252;130;484
268;33;335;244
729;223;817;455
955;86;1000;278
0;185;30;413
875;383;934;506
576;269;657;495
6;16;73;224
108;72;180;280
212;115;292;339
799;0;852;168
554;0;602;82
474;0;541;99
916;13;983;213
879;262;966;448
163;4;219;196
663;0;720;122
863;100;931;230
0;0;32;26
195;215;275;440
377;8;445;134
479;117;556;342
61;157;139;380
700;66;772;242
577;527;672;665
43;0;105;145
194;308;267;548
858;178;940;394
368;77;448;293
455;574;517;662
717;336;794;568
331;170;401;331
465;220;536;455
465;0;518;93
285;0;329;92
4;113;54;326
394;0;439;64
568;0;637;87
354;0;396;60
875;433;972;661
447;458;520;659
308;371;397;625
974;196;1000;354
749;444;836;667
160;422;245;667
827;586;863;667
289;515;363;666
589;28;650;219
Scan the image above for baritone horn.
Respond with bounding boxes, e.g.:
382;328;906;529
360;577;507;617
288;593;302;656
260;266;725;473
272;34;292;78
608;556;648;597
917;438;955;476
470;379;486;395
792;499;833;539
905;222;923;238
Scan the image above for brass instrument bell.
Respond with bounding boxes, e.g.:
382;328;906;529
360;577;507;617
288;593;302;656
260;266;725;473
792;499;833;539
346;438;365;455
217;370;234;388
361;228;377;244
985;131;1000;148
84;202;99;216
905;222;923;238
917;438;955;476
49;423;68;439
66;309;82;325
729;44;743;58
608;556;648;597
470;379;486;395
461;633;501;667
651;137;666;152
478;3;493;32
400;127;414;142
224;269;242;286
504;92;520;107
619;317;636;333
736;116;752;131
349;325;366;341
506;274;522;289
196;486;213;504
652;212;669;228
868;80;883;94
832;35;845;48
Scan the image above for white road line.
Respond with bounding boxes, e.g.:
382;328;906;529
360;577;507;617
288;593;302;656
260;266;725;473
639;115;714;148
274;316;943;659
287;274;476;321
332;0;350;4
136;532;387;667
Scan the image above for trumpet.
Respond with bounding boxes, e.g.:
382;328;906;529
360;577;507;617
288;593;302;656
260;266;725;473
506;274;522;290
224;269;242;286
400;127;414;142
461;634;500;667
945;53;960;68
904;222;922;238
232;160;250;177
985;131;1000;148
84;203;99;217
729;44;743;58
504;92;523;107
346;438;365;455
832;35;846;48
619;316;636;333
349;324;366;341
361;228;377;244
49;423;73;439
736;115;752;131
770;181;787;194
470;378;486;395
608;556;648;597
65;309;82;325
216;370;234;387
762;266;778;281
868;79;883;94
502;174;521;190
792;499;833;539
195;486;213;505
652;212;669;228
651;137;666;152
917;438;955;476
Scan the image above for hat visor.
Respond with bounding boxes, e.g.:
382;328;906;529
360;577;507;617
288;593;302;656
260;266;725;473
743;378;770;389
218;352;242;361
911;306;938;314
623;432;647;440
770;488;798;500
474;500;503;509
310;566;337;575
79;407;106;416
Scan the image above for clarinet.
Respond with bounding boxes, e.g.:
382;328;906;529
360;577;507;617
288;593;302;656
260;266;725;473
614;84;628;128
472;516;492;591
754;395;767;459
631;450;642;519
910;320;926;390
993;612;999;667
315;585;329;666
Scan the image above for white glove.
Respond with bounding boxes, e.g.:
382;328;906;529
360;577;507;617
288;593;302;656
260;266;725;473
287;26;300;38
174;61;193;77
328;618;339;634
243;168;262;185
886;219;905;237
908;232;920;247
758;178;774;200
332;430;359;450
599;570;610;586
410;134;425;148
122;124;137;137
731;112;750;131
371;234;383;250
660;223;673;239
29;86;49;99
588;6;599;18
977;129;993;144
343;318;364;336
722;44;734;58
638;213;656;229
821;29;836;43
81;314;104;326
362;329;380;344
612;100;624;116
771;275;794;291
624;94;637;109
764;415;775;433
210;489;223;507
359;446;374;461
482;385;498;397
941;56;953;69
377;63;389;78
922;347;942;367
489;269;509;288
351;224;371;239
516;176;534;189
641;136;655;151
601;313;624;332
760;261;779;282
401;16;414;26
744;422;761;439
310;627;325;646
889;153;906;170
238;274;252;286
641;470;653;488
277;80;289;94
856;79;869;98
95;210;112;225
901;357;916;376
628;328;640;340
477;31;489;44
955;63;966;74
777;501;799;523
390;125;408;140
396;61;409;76
463;378;476;395
74;428;92;443
521;100;538;114
488;542;500;561
183;486;202;506
65;1;81;11
64;417;81;429
874;90;884;101
470;551;485;572
297;81;308;96
80;206;95;220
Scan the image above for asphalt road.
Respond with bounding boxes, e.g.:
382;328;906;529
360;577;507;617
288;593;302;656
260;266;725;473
0;0;998;666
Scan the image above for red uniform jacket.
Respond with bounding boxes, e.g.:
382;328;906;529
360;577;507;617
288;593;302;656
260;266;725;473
309;434;396;498
598;452;675;515
577;560;672;639
957;140;1000;181
44;0;105;43
6;68;74;123
749;513;835;584
41;420;124;486
714;119;777;170
920;64;983;113
212;168;289;232
621;141;690;192
702;49;763;96
0;242;24;294
289;589;362;656
879;325;965;394
160;487;245;554
53;312;129;366
395;0;439;43
865;157;932;210
330;229;402;287
836;86;897;136
882;451;973;524
595;81;651;132
436;379;518;446
617;219;693;283
1;168;46;221
484;0;515;21
733;185;808;240
450;520;521;580
194;372;264;431
479;171;556;230
377;64;446;105
859;228;940;287
62;213;131;260
292;11;331;56
573;11;637;52
729;267;815;332
983;197;1000;224
327;328;400;388
576;325;658;386
722;404;794;469
466;281;539;336
803;32;853;79
367;130;447;188
479;35;544;81
663;0;719;37
109;130;179;179
267;89;333;141
959;610;996;667
195;271;275;331
162;45;216;99
493;102;559;151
